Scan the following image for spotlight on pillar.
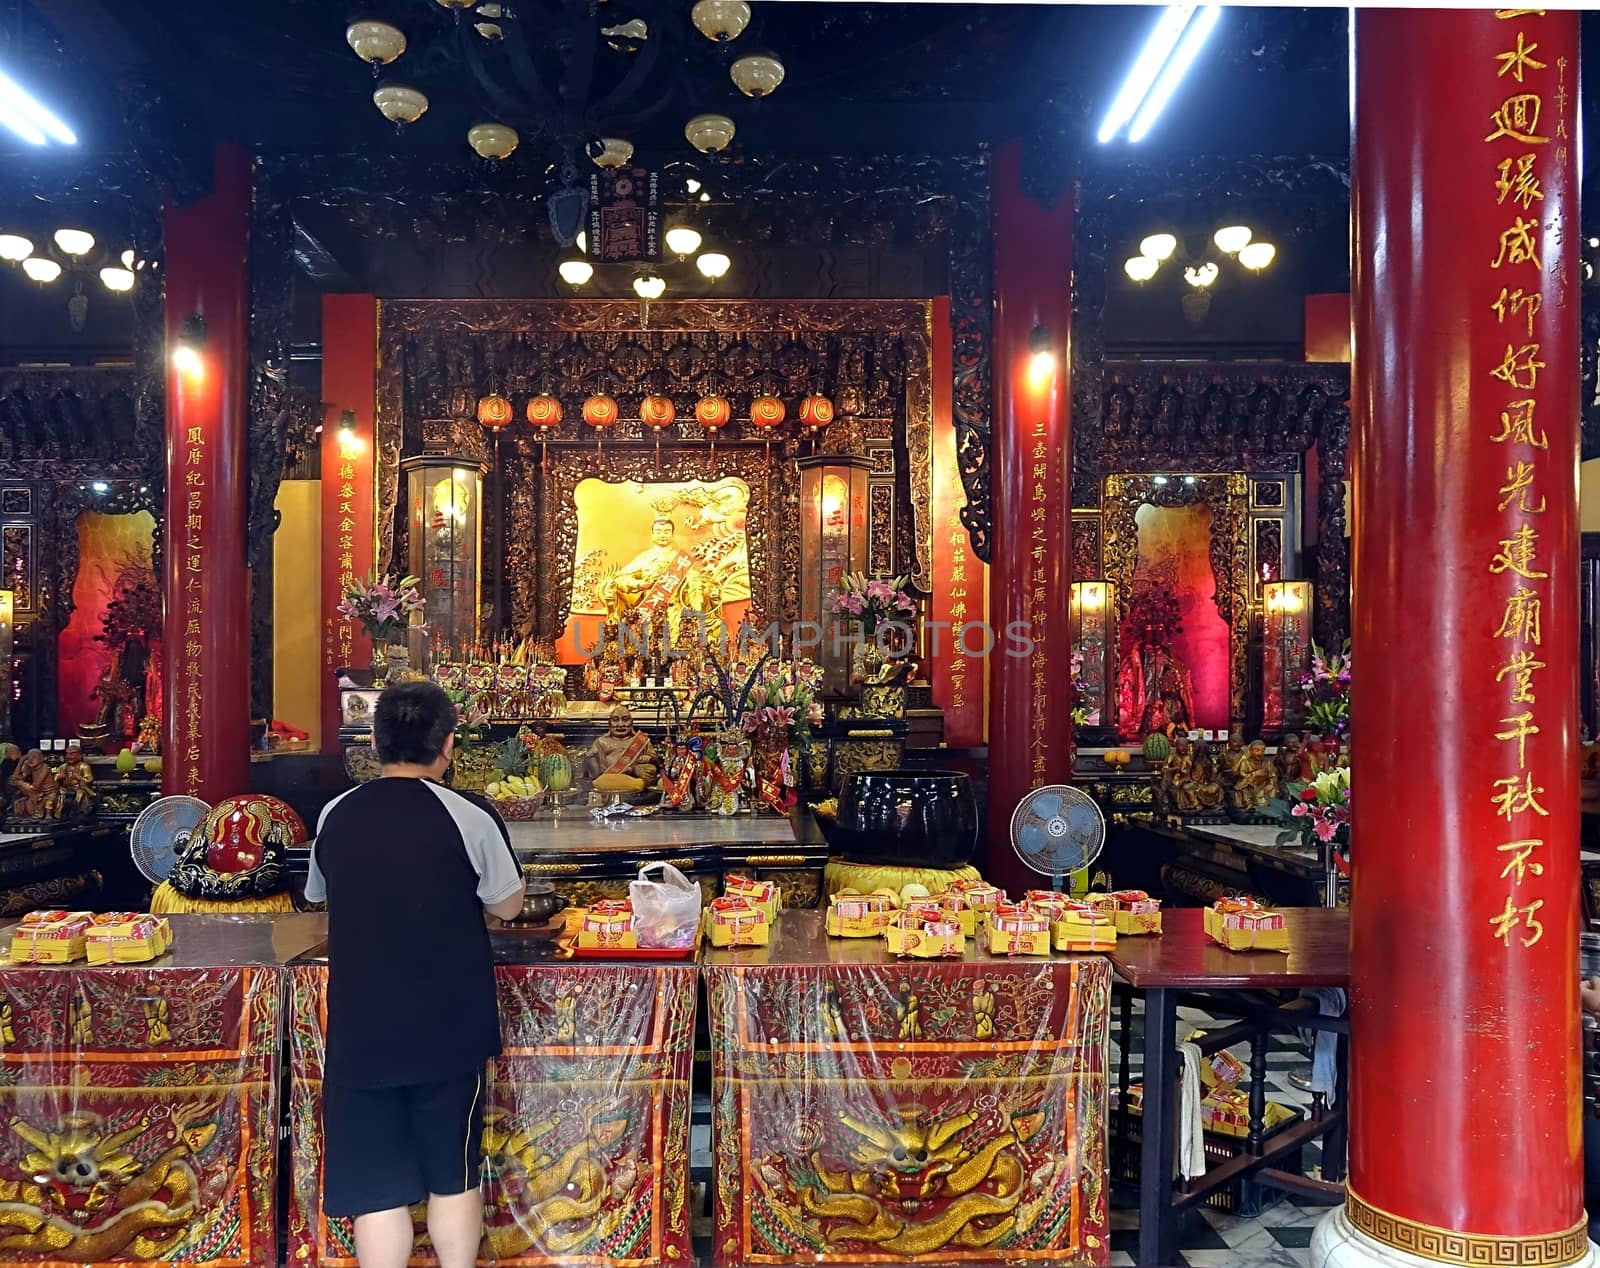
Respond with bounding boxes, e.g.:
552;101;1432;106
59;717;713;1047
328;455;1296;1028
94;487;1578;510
1027;324;1056;381
172;312;206;381
337;409;358;448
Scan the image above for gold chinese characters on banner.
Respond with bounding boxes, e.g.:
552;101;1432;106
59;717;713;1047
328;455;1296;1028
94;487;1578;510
1484;9;1568;952
180;424;206;796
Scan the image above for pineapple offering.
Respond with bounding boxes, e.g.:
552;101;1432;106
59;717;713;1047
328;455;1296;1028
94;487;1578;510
483;735;545;820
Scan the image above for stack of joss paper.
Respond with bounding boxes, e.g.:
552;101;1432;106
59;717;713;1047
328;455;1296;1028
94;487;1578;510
9;911;174;965
983;901;1053;956
1091;889;1164;935
576;900;639;950
825;891;897;938
703;895;770;948
85;914;173;965
1204;898;1289;952
884;902;965;958
9;911;96;964
723;875;781;921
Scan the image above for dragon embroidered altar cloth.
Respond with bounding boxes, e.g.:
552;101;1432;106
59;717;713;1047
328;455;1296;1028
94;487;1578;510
289;962;696;1268
704;916;1112;1267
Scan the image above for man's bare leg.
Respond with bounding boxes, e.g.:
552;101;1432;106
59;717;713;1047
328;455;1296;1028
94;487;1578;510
354;1208;415;1268
426;1189;483;1268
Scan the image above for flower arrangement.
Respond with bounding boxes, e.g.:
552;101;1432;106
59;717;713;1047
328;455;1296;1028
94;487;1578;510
1297;641;1351;738
336;573;427;644
740;657;826;753
1267;766;1351;873
829;572;917;636
1070;648;1090;727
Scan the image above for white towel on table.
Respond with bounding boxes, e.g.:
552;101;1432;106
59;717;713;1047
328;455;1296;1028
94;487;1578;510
1177;1041;1207;1180
1298;987;1347;1108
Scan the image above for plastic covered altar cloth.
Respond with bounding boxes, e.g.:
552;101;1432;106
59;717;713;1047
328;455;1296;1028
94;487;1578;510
704;916;1113;1267
0;957;287;1268
289;962;697;1268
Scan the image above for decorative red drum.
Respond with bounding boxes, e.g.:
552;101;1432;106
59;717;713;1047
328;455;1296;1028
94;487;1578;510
582;394;619;429
167;793;306;901
749;395;786;429
696;395;732;431
798;394;835;429
641;394;677;430
525;394;563;432
476;393;514;431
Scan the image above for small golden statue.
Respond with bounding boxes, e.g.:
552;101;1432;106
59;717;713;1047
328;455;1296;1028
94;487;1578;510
53;743;96;820
1230;739;1281;815
581;705;660;794
1157;733;1195;816
1177;740;1225;815
8;750;57;822
1275;734;1305;787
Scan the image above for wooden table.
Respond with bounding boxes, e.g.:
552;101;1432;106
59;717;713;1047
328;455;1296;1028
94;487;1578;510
1106;908;1350;1267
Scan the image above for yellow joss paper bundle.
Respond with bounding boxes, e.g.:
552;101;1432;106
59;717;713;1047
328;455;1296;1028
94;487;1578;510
576;900;639;950
984;904;1052;957
704;897;769;948
948;879;1004;912
1204;899;1289;952
1053;907;1118;953
10;911;95;965
1108;889;1163;936
723;875;781;921
825;892;896;938
937;890;979;937
884;908;965;959
84;915;173;965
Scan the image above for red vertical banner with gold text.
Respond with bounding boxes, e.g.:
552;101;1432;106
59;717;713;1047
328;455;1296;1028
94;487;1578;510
162;145;252;800
319;295;378;754
929;297;987;747
1342;10;1584;1262
985;142;1073;894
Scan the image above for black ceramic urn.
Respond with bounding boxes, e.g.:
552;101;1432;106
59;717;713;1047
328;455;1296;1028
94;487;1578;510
832;770;978;869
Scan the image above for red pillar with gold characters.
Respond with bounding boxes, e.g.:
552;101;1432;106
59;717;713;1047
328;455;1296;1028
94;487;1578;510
162;144;253;801
319;294;379;754
985;141;1073;893
1317;11;1590;1268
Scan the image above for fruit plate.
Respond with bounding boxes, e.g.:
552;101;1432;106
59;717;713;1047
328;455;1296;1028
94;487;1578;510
495;794;545;821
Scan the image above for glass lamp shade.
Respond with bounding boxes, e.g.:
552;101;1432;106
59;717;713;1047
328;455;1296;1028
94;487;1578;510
730;52;785;98
582;395;619;429
664;225;703;256
1262;579;1313;732
591;137;634;169
684;113;735;154
1213;225;1253;254
1069;580;1117;729
53;228;94;256
557;258;594;286
1238;242;1278;271
632;273;666;300
526;394;563;431
99;267;135;292
467;122;519;159
799;455;871;694
691;0;751;42
346;20;407;66
640;395;676;429
404;455;483;666
1184;262;1220;289
695;396;732;430
1124;255;1159;282
799;395;835;429
1139;232;1177;261
0;234;33;262
696;252;731;280
749;395;785;429
373;83;428;125
21;258;61;283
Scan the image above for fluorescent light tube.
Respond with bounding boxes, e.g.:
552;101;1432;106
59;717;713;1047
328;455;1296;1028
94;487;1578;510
1129;6;1222;143
1097;4;1197;144
0;66;77;145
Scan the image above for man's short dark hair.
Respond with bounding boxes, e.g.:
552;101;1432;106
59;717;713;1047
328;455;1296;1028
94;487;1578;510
373;681;456;766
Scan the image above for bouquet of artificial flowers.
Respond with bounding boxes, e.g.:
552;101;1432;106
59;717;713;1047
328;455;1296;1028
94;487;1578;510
741;657;826;753
336;574;426;644
1297;641;1351;739
829;572;918;636
1267;766;1351;874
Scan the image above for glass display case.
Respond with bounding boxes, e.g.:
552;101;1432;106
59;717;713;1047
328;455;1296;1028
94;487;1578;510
403;454;484;667
798;455;870;694
1262;579;1313;733
1069;579;1116;735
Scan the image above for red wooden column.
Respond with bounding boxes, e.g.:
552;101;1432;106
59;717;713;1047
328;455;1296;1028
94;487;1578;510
1318;11;1589;1268
985;141;1073;892
162;144;252;800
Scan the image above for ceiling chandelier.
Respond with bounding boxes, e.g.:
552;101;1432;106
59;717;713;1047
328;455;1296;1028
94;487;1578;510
1123;224;1278;324
0;227;140;332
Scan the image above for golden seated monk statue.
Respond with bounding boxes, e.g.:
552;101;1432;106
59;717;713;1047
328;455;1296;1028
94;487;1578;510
581;705;660;794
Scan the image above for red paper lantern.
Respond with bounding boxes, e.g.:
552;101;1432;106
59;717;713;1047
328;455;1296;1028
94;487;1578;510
696;395;732;431
525;394;563;432
582;394;619;429
798;394;835;429
640;394;677;430
477;393;514;431
749;395;786;429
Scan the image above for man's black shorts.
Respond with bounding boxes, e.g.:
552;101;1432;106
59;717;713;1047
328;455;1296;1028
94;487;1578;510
324;1071;487;1218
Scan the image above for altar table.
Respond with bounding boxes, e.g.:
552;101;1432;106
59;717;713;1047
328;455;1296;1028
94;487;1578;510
1105;907;1351;1267
703;912;1113;1267
287;953;697;1268
0;913;325;1268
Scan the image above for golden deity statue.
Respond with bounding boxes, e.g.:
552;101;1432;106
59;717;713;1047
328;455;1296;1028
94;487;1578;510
606;518;697;630
581;706;660;793
1230;739;1280;814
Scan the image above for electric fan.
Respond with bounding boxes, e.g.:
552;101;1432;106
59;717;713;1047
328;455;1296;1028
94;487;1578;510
1008;784;1106;881
128;795;211;885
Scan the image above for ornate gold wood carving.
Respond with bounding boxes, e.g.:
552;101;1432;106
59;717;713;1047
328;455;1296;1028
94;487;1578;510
1101;472;1251;723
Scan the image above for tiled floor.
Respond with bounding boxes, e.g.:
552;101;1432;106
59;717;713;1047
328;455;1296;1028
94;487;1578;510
689;1000;1340;1266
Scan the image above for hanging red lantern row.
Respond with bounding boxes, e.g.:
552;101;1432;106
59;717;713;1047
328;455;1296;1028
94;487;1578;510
749;395;786;429
476;393;514;432
640;395;677;430
525;394;563;433
582;394;618;458
798;394;835;431
697;395;731;470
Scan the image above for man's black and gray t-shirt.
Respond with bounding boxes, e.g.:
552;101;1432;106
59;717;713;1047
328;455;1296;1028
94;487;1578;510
305;778;523;1089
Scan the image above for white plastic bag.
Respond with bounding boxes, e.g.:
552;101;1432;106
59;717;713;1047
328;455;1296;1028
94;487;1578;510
629;862;701;949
